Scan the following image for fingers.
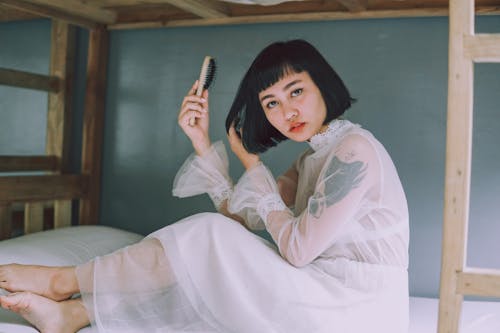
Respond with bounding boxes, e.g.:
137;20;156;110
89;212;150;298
227;125;236;139
179;110;206;127
227;126;242;148
187;80;198;95
228;124;242;139
179;80;211;129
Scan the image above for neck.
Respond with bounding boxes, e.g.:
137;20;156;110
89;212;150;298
307;123;330;142
318;123;330;134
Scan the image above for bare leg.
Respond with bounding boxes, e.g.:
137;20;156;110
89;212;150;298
0;264;78;301
0;292;89;333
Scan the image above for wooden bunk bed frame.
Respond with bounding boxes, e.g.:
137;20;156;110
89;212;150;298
0;19;107;237
438;0;500;332
0;1;499;332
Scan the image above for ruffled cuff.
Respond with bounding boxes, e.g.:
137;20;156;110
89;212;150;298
229;162;290;230
172;141;233;210
257;193;288;224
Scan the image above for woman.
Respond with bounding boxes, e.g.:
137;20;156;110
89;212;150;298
0;39;409;333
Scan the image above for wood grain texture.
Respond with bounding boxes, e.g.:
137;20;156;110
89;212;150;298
438;0;473;332
0;175;88;202
79;26;109;225
0;67;60;92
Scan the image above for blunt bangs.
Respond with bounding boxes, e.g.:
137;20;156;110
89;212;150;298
250;62;305;96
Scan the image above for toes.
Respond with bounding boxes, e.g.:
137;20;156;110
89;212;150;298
0;296;9;309
0;292;30;313
0;265;21;292
0;280;13;292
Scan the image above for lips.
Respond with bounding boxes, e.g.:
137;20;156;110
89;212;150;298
289;122;305;133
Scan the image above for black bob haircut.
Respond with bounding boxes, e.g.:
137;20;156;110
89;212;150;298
225;39;355;154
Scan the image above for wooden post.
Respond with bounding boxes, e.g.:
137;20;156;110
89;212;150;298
79;25;108;225
0;204;12;240
437;0;474;332
44;19;76;229
24;203;44;234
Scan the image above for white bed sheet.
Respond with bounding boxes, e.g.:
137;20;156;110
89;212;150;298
409;296;500;333
1;296;499;332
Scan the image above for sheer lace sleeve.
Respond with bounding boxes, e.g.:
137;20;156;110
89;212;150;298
172;141;233;210
276;165;298;208
229;134;380;267
227;163;287;230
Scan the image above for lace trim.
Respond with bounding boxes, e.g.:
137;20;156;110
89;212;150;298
208;184;233;210
257;193;288;224
308;119;358;152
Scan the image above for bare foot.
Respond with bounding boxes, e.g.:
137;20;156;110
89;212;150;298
0;292;88;333
0;264;76;301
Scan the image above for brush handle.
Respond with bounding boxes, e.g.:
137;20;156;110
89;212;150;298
190;56;212;126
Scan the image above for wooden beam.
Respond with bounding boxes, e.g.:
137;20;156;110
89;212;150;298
457;268;500;298
79;26;109;226
0;67;60;92
0;156;58;172
437;0;474;331
0;4;40;22
47;20;76;228
335;0;366;12
0;175;88;202
162;0;228;19
110;7;500;30
464;34;500;63
109;8;445;29
0;0;116;29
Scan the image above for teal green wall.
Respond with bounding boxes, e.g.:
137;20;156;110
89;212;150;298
1;17;499;298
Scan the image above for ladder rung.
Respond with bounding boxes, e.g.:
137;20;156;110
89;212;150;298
0;155;59;172
457;268;500;297
0;175;88;202
464;34;500;63
0;67;60;92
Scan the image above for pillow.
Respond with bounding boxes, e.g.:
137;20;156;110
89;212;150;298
0;225;143;267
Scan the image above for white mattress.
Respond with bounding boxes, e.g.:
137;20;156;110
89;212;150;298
1;297;499;332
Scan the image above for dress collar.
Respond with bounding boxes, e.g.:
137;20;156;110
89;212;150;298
307;119;358;152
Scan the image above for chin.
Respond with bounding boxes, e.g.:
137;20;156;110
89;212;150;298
287;132;313;143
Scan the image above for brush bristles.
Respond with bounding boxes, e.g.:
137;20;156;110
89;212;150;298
196;56;217;96
203;58;216;89
190;56;217;126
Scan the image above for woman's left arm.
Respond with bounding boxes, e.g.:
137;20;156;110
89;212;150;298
229;133;380;267
277;166;298;208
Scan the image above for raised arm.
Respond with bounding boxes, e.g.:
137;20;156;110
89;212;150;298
175;81;244;224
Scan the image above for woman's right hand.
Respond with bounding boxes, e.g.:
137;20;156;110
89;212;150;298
178;80;211;155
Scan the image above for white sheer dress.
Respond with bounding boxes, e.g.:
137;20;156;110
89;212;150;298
75;119;409;333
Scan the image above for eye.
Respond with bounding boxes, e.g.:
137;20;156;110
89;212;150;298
291;88;303;97
266;100;278;109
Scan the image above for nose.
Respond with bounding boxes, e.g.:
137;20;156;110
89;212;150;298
283;101;298;121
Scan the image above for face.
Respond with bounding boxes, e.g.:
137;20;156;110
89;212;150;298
258;70;328;142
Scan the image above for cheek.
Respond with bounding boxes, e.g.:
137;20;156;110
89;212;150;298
264;111;279;126
265;112;288;133
315;98;327;120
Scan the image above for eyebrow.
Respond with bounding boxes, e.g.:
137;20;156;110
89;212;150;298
260;79;302;102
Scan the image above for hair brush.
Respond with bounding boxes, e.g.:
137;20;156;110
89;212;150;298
190;56;216;126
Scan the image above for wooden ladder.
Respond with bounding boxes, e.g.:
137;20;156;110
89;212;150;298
0;20;108;238
438;0;500;332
